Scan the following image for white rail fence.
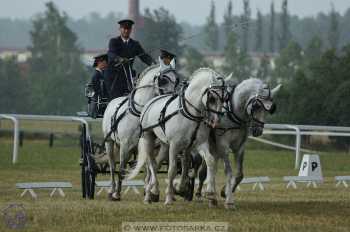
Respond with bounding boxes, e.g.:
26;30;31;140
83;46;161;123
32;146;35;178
1;114;350;168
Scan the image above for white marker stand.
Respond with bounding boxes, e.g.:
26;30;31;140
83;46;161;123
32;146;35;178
298;154;323;179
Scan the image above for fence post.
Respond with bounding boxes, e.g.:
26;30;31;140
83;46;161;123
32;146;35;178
49;133;54;147
19;131;24;147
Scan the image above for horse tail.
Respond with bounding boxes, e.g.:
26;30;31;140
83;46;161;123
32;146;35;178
126;137;149;180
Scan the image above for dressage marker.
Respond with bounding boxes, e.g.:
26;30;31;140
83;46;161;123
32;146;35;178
95;180;145;196
283;176;323;189
16;182;72;199
166;176;271;191
335;176;350;188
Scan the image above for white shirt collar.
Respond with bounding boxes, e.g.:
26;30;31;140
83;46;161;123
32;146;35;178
121;37;130;43
95;67;103;73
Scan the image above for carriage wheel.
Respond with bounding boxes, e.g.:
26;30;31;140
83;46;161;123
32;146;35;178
183;155;195;201
80;124;96;199
84;166;96;199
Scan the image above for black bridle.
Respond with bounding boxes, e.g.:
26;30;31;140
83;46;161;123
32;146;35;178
220;85;276;133
154;68;180;95
128;68;179;117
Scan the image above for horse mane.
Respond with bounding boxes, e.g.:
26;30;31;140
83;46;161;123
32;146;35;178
189;67;223;81
136;64;159;86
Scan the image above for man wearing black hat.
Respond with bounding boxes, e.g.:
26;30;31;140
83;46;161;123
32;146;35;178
160;49;176;66
105;19;155;99
88;54;108;118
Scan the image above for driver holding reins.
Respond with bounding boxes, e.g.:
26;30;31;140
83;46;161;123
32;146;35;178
105;19;155;100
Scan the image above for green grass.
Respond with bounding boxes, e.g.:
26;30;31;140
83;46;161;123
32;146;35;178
0;140;350;232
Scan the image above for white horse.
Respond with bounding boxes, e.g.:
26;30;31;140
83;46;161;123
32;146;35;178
127;68;229;206
193;78;282;208
102;61;179;201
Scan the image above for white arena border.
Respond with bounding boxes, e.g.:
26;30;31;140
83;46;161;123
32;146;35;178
1;114;350;169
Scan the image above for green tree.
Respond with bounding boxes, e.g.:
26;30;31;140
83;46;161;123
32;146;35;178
273;41;303;82
223;1;234;37
143;7;183;57
279;0;291;51
255;10;263;52
28;2;87;114
204;1;219;51
305;36;323;61
242;0;251;53
222;31;251;80
183;47;210;75
0;58;30;113
269;2;275;53
256;55;270;80
328;4;340;50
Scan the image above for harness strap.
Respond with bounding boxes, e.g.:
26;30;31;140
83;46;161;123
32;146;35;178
100;97;128;146
187;121;201;149
158;94;178;134
141;94;179;132
179;83;204;122
128;88;142;117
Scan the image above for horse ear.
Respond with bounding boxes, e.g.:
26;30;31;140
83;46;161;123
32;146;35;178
225;73;233;82
159;56;167;71
271;84;282;98
170;58;176;70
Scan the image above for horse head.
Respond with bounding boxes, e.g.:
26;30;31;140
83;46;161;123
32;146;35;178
232;78;282;137
154;57;179;95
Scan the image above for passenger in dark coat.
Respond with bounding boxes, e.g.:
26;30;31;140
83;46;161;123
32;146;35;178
88;53;108;118
105;19;155;100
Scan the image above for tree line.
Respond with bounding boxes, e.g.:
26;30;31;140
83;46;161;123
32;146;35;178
0;1;349;140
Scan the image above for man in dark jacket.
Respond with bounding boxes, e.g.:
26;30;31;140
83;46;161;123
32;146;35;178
105;19;155;100
88;53;108;118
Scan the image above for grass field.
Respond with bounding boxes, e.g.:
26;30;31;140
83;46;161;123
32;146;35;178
0;139;350;232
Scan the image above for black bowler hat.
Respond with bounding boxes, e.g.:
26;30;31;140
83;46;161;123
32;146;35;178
160;49;176;60
118;19;135;29
93;53;108;67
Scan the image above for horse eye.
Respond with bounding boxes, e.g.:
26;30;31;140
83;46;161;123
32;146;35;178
252;101;261;110
208;96;216;104
158;78;168;86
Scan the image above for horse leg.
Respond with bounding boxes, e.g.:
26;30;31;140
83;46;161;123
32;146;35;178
195;158;207;201
231;147;245;194
106;141;118;201
222;153;235;209
149;143;168;202
165;143;178;205
175;150;190;196
115;141;132;200
197;143;218;207
139;132;156;204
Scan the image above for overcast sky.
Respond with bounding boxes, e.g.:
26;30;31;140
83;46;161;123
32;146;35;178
1;0;349;25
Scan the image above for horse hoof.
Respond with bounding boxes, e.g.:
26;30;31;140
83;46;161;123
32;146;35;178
150;193;160;202
144;199;152;204
225;203;237;210
208;199;218;208
195;195;203;203
108;192;121;201
112;192;121;201
164;200;173;205
204;192;216;201
165;196;174;205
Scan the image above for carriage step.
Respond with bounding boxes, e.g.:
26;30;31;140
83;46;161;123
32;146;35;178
95;180;145;196
16;182;72;199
